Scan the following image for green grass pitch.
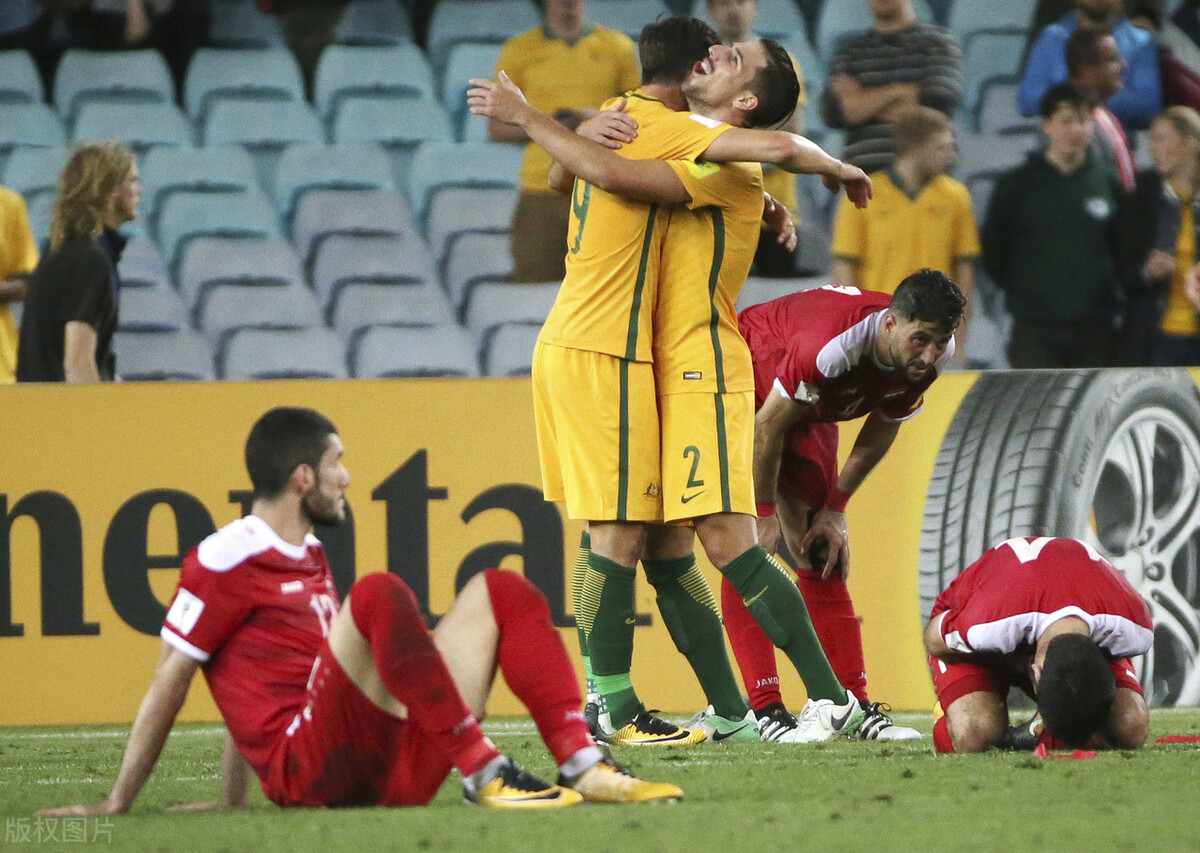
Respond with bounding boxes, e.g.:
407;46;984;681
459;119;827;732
4;710;1200;852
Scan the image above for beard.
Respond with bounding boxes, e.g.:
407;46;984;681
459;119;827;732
302;484;345;526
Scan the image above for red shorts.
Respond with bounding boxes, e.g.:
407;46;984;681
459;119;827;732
927;653;1144;710
263;640;453;807
778;421;838;508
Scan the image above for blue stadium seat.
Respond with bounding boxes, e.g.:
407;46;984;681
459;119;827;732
462;280;557;337
273;142;394;223
113;329;216;381
310;232;437;308
202;100;325;148
70;102;194;151
156;189;282;273
0;104;66;154
425;185;517;267
425;0;540;70
481;321;540;377
736;276;803;312
183;47;305;118
948;0;1037;44
438;41;503;141
117;287;188;332
117;239;172;290
0;49;44;103
955;131;1037;181
220;326;349;379
330;280;456;335
53;49;174;118
974;79;1036;135
195;279;324;340
405;140;523;223
2;146;66;199
440;229;513;310
588;0;670;38
961;31;1028;121
178;236;305;307
209;0;288;46
330;98;453;195
291;188;415;265
816;0;936;59
744;0;806;37
336;0;414;45
313;43;436;117
350;323;478;378
140;145;260;224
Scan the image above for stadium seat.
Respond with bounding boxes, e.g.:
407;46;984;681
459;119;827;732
948;0;1037;44
194;280;324;340
183;47;306;118
816;0;935;59
741;0;805;37
70;101;194;150
273;142;394;224
0;104;66;154
113;329;216;380
955;131;1037;180
53;49;174;118
310;232;437;308
406;141;523;223
350;323;478;378
778;34;827;136
439;41;502;142
425;0;540;70
117;286;188;332
330;280;456;335
178;236;305;306
588;0;670;38
313;44;436;117
2;146;66;199
329;98;453;196
25;191;54;250
481;321;540;377
291;188;416;265
202;99;325;148
140;145;260;223
966;173;996;225
156;189;282;273
441;230;513;310
209;0;288;46
961;31;1028;120
0;50;44;103
336;0;414;45
975;79;1036;135
220;326;349;379
736;277;801;312
425;185;518;266
117;239;171;290
462;280;556;336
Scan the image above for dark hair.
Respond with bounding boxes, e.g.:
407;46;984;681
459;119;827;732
1039;81;1092;118
245;407;338;499
1038;633;1117;748
639;15;720;86
745;38;799;128
888;269;966;332
1065;27;1111;78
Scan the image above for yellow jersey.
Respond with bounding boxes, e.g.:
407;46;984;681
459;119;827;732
1160;201;1197;336
654;158;763;395
831;168;979;294
0;187;38;383
539;93;731;361
495;25;640;193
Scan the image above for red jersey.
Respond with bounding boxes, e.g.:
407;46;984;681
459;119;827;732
931;537;1153;658
160;515;340;780
737;284;952;423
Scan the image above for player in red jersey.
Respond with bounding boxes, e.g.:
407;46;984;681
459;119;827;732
723;270;965;742
40;407;681;816
924;536;1153;753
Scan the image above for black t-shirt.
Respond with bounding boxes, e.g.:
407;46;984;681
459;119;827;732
17;231;123;382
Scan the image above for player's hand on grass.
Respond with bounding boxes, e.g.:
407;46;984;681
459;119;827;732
467;71;531;126
36;800;125;817
167;800;244;812
801;507;849;581
578;104;638;149
761;194;797;251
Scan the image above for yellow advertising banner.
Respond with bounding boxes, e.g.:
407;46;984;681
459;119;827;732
3;368;1197;727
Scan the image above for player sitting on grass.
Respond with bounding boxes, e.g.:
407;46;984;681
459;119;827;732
39;407;682;815
924;536;1153;753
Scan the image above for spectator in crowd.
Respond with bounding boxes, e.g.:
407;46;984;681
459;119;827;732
820;0;963;174
1019;0;1161;132
1124;106;1200;366
0;0;56;98
0;186;38;384
830;107;978;364
17;141;140;383
982;84;1124;369
706;0;810;277
1067;27;1138;191
491;0;640;283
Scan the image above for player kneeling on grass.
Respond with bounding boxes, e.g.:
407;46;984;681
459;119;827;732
924;536;1153;754
39;407;681;816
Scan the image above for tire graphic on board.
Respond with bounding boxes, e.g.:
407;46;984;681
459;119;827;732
919;369;1200;706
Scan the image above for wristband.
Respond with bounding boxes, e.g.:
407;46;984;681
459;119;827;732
755;502;777;517
825;485;850;513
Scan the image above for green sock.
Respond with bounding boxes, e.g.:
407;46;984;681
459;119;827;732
579;551;641;727
571;531;596;697
721;545;846;702
644;553;748;720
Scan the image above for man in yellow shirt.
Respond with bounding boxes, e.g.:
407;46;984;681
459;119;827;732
0;186;38;383
471;21;872;745
831;107;978;362
491;0;641;283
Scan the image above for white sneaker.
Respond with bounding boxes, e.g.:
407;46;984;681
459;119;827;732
755;702;807;744
787;695;866;743
857;703;922;741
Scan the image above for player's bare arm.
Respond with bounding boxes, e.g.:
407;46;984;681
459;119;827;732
922;612;954;659
762;193;797;251
38;643;199;816
547;106;639;193
752;385;811;555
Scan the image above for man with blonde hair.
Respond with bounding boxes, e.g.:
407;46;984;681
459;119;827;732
17;140;140;383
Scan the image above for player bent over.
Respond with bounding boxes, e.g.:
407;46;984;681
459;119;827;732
40;408;681;816
924;536;1152;753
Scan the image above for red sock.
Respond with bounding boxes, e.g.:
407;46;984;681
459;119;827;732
933;715;954;753
349;573;500;778
796;571;868;703
721;576;782;711
483;569;594;765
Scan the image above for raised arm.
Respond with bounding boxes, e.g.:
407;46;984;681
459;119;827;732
38;643;199;816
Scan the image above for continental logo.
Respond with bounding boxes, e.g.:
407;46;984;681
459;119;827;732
683;160;720;179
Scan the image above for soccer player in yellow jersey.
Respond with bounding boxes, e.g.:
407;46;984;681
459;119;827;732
472;20;874;745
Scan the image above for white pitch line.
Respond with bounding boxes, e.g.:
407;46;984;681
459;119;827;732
0;727;226;740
